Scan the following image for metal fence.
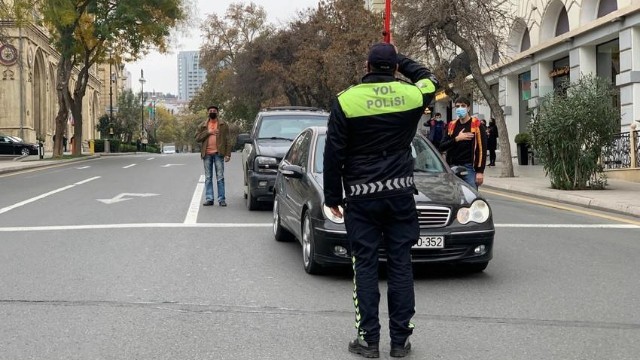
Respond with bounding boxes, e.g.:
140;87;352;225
635;130;640;168
602;132;631;170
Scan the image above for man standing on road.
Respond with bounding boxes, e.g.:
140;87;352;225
195;105;232;207
439;97;487;189
324;43;438;358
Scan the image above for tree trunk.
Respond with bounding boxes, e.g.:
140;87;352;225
53;57;73;158
442;22;515;177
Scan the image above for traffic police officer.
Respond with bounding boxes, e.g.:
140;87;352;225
323;43;438;358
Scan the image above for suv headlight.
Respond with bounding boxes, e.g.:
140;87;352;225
323;205;344;224
254;156;279;172
456;200;490;224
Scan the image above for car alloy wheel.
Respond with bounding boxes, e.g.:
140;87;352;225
21;148;30;156
273;197;293;242
302;212;321;274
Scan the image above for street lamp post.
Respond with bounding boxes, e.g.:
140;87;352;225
139;70;146;138
109;52;115;138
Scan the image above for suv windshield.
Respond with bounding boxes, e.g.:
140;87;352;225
258;115;328;140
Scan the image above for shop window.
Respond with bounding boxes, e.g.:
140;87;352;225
518;71;531;133
597;39;621;126
551;57;570;96
555;7;570;36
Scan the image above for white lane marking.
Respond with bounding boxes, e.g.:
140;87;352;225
97;193;160;205
184;175;205;224
147;158;155;161
162;164;185;168
0;176;101;215
0;223;272;232
76;166;90;169
0;223;638;233
495;224;640;229
123;164;136;169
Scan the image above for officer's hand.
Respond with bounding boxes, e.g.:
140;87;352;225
329;206;343;219
224;155;230;162
476;172;484;186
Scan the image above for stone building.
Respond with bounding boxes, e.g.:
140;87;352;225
0;21;103;151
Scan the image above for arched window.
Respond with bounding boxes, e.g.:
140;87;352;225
521;28;531;52
598;0;617;17
555;7;569;36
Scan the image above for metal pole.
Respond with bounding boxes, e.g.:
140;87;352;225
383;0;392;43
109;52;113;131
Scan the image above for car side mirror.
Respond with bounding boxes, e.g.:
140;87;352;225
280;164;304;179
451;165;468;178
236;133;251;146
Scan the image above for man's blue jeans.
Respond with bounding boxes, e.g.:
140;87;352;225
203;153;226;203
461;163;477;189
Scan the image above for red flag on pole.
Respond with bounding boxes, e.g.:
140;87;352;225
383;0;392;43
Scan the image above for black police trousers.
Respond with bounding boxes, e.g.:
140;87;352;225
344;193;419;345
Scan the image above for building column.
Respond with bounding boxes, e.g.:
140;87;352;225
570;45;597;82
617;26;640;130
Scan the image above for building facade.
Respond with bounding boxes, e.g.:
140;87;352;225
177;51;206;102
467;0;640;158
0;22;102;151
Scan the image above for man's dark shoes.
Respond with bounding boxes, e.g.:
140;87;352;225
348;338;379;358
219;201;227;207
390;339;411;358
202;200;214;206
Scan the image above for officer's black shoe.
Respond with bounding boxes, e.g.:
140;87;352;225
390;339;411;358
348;338;379;358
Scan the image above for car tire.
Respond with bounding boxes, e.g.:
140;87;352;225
302;212;322;275
461;262;489;273
246;182;260;211
273;197;294;242
21;148;30;156
243;168;248;199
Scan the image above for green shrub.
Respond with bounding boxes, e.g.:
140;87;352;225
529;75;619;190
514;133;531;145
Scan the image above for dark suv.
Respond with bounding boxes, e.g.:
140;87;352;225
239;107;329;210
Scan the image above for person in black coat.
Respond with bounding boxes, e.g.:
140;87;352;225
487;118;499;166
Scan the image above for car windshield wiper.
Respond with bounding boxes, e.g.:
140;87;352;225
413;168;430;173
257;137;294;141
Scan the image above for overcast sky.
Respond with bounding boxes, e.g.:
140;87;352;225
128;0;320;95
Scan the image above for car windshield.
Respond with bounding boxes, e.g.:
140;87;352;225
314;134;446;174
258;115;327;140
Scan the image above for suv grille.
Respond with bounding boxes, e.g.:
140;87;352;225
416;206;451;228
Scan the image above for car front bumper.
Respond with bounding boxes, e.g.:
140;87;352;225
248;171;277;202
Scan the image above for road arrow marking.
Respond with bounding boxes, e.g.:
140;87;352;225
162;164;185;168
97;193;159;205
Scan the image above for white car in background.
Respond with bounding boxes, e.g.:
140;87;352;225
162;145;176;154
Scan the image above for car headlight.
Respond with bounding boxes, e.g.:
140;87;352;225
456;200;490;224
254;156;279;172
323;204;344;224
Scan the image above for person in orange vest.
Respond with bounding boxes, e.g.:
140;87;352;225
439;96;487;189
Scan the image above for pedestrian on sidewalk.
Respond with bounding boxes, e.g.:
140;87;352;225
195;105;232;207
324;42;438;358
427;112;445;149
487;118;499;166
439;96;487;188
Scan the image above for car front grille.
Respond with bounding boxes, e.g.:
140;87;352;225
416;205;451;228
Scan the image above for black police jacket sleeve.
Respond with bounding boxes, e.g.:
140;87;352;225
323;97;349;208
397;54;439;91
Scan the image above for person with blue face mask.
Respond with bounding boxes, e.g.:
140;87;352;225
438;97;487;188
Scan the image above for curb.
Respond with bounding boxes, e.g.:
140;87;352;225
482;183;640;218
0;155;101;175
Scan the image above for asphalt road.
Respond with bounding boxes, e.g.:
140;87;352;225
0;153;639;359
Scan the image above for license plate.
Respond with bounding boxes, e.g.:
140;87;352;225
413;236;444;249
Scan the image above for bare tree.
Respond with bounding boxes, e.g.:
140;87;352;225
395;0;516;177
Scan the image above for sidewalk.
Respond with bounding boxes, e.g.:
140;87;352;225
482;161;640;217
1;153;639;217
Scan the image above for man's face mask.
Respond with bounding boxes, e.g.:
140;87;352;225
209;112;218;119
455;107;468;119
